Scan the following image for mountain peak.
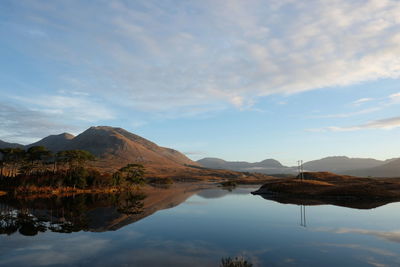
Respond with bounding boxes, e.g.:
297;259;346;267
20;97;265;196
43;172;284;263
61;126;198;171
259;159;283;167
27;132;75;151
88;126;120;131
0;140;24;149
59;132;75;139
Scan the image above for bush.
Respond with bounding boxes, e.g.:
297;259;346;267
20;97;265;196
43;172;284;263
220;257;253;267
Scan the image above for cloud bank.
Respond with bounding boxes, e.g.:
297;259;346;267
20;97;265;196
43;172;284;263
5;0;400;112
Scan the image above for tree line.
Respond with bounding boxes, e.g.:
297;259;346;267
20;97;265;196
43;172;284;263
0;146;146;189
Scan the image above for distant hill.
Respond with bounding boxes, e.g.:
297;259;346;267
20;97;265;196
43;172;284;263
198;155;400;177
0;140;24;149
302;156;385;173
197;157;296;174
27;133;75;151
347;158;400;177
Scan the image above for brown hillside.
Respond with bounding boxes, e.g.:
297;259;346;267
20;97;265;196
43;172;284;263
62;126;198;175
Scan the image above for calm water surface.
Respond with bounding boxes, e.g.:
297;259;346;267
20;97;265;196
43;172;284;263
1;185;400;266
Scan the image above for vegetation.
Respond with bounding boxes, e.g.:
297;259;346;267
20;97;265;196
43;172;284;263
221;180;237;187
0;146;147;191
112;163;146;187
220;257;253;267
252;172;400;209
147;177;174;185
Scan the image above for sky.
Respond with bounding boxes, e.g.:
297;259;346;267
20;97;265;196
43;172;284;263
1;0;400;166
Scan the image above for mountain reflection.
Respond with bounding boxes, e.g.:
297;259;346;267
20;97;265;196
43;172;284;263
0;193;147;236
0;184;201;236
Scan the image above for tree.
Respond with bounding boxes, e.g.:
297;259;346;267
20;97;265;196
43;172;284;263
0;148;25;177
56;150;95;170
23;146;52;176
26;146;52;163
117;192;146;215
220;257;253;267
115;163;146;186
0;148;7;177
112;171;122;187
55;150;95;188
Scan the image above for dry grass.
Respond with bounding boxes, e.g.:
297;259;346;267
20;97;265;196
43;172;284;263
254;172;400;200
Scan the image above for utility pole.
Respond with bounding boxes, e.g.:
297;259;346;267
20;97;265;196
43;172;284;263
297;160;300;180
297;160;304;181
300;205;307;227
301;160;304;180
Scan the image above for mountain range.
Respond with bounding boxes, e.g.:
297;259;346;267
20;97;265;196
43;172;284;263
1;127;399;177
197;158;294;174
197;156;400;178
0;126;268;180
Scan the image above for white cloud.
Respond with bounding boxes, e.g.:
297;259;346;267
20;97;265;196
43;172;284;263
9;0;400;113
312;107;380;118
353;98;374;106
389;92;400;103
0;102;82;144
323;116;400;132
12;94;115;122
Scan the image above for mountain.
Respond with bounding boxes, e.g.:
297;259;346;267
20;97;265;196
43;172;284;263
347;158;400;177
26;126;198;175
0;126;274;180
198;155;400;177
302;156;385;173
0;140;24;149
27;133;75;151
197;157;296;174
64;126;197;172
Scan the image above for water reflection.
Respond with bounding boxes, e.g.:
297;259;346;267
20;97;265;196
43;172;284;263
255;193;398;209
0;193;147;235
300;205;306;227
1;186;400;266
0;184;203;235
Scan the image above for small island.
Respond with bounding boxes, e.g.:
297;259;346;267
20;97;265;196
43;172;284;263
252;172;400;209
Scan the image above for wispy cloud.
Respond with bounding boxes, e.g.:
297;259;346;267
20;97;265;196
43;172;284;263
334;228;400;244
311;107;380;118
317;227;400;244
388;92;400;104
0;102;81;144
4;0;400;112
319;116;400;132
353;97;374;106
12;94;115;122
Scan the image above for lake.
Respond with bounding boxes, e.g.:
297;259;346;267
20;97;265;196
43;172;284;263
1;185;400;266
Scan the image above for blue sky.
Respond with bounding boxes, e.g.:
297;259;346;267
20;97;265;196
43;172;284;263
1;0;400;165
